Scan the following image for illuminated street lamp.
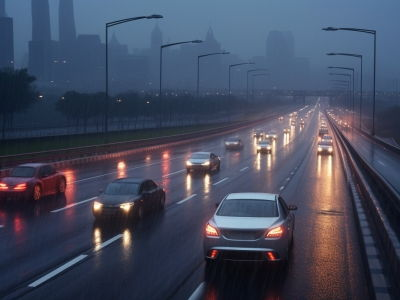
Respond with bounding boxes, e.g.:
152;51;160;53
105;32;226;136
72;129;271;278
104;14;163;133
323;26;376;135
197;51;230;97
228;62;255;95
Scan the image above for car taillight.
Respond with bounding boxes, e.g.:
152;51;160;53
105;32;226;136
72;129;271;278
205;223;220;237
0;183;8;190
13;183;27;191
265;226;284;238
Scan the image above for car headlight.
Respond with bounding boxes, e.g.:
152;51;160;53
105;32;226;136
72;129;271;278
186;160;192;166
267;146;271;150
318;147;322;152
120;202;133;212
202;161;210;166
257;146;261;150
328;147;333;152
93;201;103;211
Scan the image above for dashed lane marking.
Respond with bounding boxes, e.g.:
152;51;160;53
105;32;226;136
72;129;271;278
177;194;198;205
51;197;97;213
94;234;123;252
213;177;229;186
240;166;249;172
163;169;185;178
28;254;88;288
279;186;285;191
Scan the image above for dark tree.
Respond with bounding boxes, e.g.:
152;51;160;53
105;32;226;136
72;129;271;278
0;69;37;139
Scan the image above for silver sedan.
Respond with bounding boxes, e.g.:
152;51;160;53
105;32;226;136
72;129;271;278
204;193;297;269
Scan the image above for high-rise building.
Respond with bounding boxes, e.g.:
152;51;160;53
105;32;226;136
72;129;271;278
59;0;76;44
55;0;77;83
29;0;53;81
0;0;14;69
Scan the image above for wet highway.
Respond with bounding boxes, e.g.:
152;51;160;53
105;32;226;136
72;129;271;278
0;105;370;300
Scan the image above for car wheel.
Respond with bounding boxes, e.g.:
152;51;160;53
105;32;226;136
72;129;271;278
58;179;66;194
33;185;41;201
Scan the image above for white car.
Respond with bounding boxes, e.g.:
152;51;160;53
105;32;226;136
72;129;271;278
257;140;272;153
204;193;297;272
186;152;221;173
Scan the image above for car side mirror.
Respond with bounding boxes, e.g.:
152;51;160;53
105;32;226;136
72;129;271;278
99;189;104;194
288;205;298;211
215;203;220;208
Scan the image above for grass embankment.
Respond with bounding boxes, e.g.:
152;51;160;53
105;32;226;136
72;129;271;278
0;123;232;156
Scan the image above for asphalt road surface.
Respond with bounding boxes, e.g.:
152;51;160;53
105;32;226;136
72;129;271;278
0;105;370;300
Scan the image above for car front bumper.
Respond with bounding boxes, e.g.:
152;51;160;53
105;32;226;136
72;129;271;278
204;236;289;262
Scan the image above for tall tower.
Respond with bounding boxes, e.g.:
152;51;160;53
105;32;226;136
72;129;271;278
59;0;76;44
0;0;14;69
29;0;52;81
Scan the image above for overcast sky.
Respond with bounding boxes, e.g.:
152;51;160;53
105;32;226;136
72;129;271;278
6;0;400;86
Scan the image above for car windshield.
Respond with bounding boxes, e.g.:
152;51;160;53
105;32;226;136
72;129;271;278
10;167;36;177
226;138;239;142
191;153;209;159
259;142;270;146
319;141;332;146
217;199;278;217
104;182;139;195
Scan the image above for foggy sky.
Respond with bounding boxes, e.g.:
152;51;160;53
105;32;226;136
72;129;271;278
6;0;400;88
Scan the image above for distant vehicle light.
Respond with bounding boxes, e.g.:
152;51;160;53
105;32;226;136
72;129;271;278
205;223;220;237
186;161;192;166
329;148;333;152
266;226;284;238
13;183;27;191
0;183;8;190
267;146;272;150
120;202;133;212
93;201;103;211
257;146;262;150
318;147;323;152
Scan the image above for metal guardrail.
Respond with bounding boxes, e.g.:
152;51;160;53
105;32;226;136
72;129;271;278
355;127;400;156
0;109;289;177
329;115;400;297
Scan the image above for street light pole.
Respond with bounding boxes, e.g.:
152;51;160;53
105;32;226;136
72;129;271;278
228;62;255;95
158;39;202;126
323;27;376;135
252;73;268;99
329;73;353;124
246;69;268;101
104;14;163;134
326;53;363;130
197;51;229;98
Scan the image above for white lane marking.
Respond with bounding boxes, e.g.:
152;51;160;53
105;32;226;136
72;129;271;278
0;225;4;228
213;177;229;186
163;169;185;178
28;254;88;288
279;186;285;191
286;177;290;181
72;161;163;183
177;194;198;205
51;197;97;213
240;166;249;172
94;234;123;252
188;282;206;300
290;171;294;175
377;160;386;167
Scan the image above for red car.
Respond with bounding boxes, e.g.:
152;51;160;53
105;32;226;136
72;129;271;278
0;163;66;202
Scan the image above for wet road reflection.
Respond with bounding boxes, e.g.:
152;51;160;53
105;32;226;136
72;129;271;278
204;264;286;300
117;161;127;178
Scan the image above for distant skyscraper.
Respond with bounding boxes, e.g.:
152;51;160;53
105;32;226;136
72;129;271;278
59;0;76;44
31;0;51;42
29;0;52;81
0;0;14;69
